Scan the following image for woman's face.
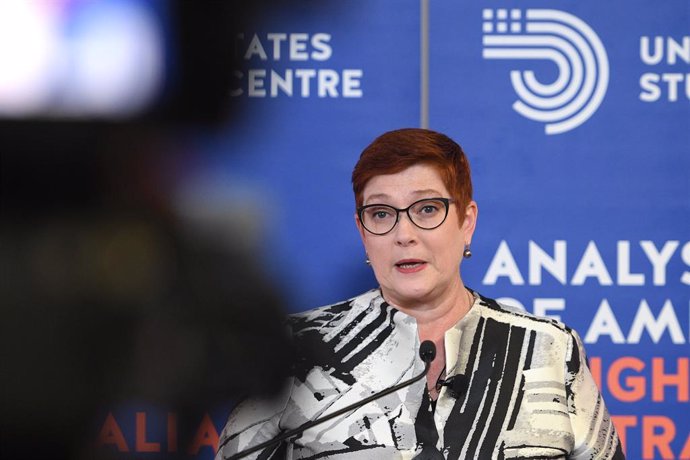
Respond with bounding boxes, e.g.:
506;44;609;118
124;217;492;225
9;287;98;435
356;164;477;310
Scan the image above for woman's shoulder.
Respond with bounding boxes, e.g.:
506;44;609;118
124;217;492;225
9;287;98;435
287;289;384;334
469;291;589;382
473;290;577;341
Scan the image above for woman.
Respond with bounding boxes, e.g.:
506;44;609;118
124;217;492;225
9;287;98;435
216;129;624;459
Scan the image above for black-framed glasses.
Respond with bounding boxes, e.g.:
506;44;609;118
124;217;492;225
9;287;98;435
357;198;454;235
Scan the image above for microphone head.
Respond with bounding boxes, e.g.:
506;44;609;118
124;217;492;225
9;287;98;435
419;340;436;363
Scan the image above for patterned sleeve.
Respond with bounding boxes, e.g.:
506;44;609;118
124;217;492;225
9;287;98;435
565;329;625;460
215;377;295;460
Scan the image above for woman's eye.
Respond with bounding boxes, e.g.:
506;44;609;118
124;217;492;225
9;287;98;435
415;204;440;216
373;210;392;219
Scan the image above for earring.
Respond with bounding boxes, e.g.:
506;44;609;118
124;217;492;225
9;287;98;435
365;254;371;265
463;244;472;259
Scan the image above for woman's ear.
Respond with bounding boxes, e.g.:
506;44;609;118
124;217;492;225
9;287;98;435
355;212;367;242
462;201;478;244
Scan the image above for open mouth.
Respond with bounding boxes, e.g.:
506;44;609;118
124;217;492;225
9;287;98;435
395;260;426;271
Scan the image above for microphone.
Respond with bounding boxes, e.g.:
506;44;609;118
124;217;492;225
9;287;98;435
419;340;436;363
223;340;437;459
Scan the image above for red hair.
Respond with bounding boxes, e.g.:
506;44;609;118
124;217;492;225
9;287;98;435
352;128;473;219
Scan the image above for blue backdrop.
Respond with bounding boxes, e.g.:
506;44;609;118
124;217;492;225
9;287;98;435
99;1;689;458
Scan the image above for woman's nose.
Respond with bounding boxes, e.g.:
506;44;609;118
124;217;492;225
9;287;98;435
394;212;418;246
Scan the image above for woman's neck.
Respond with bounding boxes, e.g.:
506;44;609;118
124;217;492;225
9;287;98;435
398;282;473;401
387;279;473;343
383;280;474;401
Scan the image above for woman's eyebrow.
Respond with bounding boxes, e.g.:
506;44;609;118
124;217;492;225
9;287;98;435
364;189;444;205
363;193;391;204
409;189;443;197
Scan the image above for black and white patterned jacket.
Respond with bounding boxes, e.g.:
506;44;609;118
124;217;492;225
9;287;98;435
216;289;624;460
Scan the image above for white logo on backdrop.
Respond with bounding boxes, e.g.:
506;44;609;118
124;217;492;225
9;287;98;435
482;9;609;135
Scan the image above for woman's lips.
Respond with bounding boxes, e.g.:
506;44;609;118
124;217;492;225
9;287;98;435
395;260;427;273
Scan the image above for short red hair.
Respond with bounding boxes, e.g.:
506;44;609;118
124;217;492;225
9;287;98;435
352;128;473;219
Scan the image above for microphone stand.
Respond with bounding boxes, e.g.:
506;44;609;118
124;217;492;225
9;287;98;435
224;341;436;459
